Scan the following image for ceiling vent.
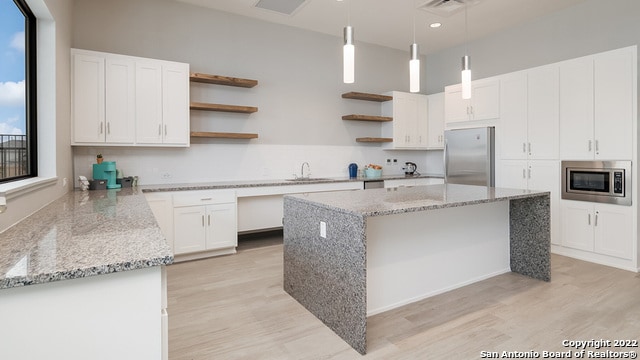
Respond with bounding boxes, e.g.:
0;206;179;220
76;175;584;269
418;0;481;17
253;0;310;16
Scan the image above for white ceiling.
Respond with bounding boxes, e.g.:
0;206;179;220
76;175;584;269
173;0;587;54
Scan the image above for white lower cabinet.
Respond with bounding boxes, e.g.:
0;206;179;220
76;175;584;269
384;177;444;188
172;190;237;257
561;200;633;260
498;160;559;244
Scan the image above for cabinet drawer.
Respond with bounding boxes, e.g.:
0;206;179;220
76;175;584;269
173;190;236;207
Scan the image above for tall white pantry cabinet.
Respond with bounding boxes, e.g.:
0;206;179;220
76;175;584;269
456;46;637;272
71;49;190;147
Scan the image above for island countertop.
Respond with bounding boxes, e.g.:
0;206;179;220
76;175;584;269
286;183;550;217
0;188;173;290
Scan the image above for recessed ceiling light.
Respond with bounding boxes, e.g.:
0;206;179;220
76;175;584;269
430;22;442;28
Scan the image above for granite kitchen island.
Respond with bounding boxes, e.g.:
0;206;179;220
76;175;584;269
283;183;550;354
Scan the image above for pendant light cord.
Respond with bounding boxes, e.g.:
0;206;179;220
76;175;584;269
464;3;468;54
412;0;416;44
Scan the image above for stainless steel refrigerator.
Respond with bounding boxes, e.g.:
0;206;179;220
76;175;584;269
444;126;495;186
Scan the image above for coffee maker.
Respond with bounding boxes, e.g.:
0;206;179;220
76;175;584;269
404;162;417;175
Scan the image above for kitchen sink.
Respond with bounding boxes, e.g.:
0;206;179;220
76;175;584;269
285;177;333;182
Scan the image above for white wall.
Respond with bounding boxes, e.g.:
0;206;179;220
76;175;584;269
0;0;73;232
70;0;437;185
425;0;640;93
70;0;640;186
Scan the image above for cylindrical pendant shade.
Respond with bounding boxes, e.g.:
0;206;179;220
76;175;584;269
461;55;471;99
409;43;420;93
343;26;355;84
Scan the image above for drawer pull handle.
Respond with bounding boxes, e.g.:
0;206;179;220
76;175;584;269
201;198;212;201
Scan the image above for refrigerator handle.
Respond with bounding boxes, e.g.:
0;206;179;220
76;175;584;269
443;139;449;183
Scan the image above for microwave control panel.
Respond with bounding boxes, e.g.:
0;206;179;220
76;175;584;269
613;171;624;194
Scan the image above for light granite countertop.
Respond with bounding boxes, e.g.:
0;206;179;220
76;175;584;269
140;174;442;192
0;188;173;290
0;175;444;290
287;183;550;217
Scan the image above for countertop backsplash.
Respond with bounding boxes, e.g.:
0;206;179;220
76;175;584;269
73;144;444;187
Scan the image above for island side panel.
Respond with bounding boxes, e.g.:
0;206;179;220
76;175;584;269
509;194;551;281
283;197;367;355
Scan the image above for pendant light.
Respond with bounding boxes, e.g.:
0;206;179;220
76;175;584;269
409;4;420;93
461;2;471;99
343;0;354;84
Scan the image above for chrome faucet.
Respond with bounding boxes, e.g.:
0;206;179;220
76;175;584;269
301;162;311;179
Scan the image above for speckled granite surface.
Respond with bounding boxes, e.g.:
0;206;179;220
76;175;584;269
140;174;441;192
510;196;551;281
286;183;549;217
283;184;550;354
283;200;367;354
0;188;173;289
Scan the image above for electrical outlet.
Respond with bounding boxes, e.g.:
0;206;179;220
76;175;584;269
320;221;327;238
393;159;398;166
386;158;391;165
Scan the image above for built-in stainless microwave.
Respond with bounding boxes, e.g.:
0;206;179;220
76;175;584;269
561;160;631;206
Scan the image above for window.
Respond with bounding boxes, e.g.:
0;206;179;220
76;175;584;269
0;0;36;183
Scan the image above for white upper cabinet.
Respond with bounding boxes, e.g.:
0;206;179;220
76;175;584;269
559;56;594;159
527;64;559;160
105;57;136;144
426;92;445;149
136;61;190;146
162;63;190;145
593;47;635;160
499;71;528;160
135;61;164;144
444;78;499;124
72;53;105;144
71;48;189;147
560;46;635;160
499;65;559;160
381;91;429;149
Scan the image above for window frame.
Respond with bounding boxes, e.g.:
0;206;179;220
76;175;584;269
1;0;38;183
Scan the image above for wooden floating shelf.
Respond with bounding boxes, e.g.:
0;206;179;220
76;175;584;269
190;73;258;88
342;114;393;122
356;137;393;143
191;131;259;139
190;102;258;114
342;92;392;102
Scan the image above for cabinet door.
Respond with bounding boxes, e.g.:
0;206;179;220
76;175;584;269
135;61;164;144
527;65;559;159
414;93;429;148
497;160;527;190
426;92;444;149
444;84;470;124
594;48;634;160
560;201;594;251
528;160;560;245
393;94;415;148
105;56;135;144
162;62;190;145
593;204;633;260
470;79;499;120
173;206;206;254
559;57;594;160
499;71;528;160
72;53;105;143
205;203;237;249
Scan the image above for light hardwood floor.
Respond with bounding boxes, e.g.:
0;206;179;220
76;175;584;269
167;237;640;359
